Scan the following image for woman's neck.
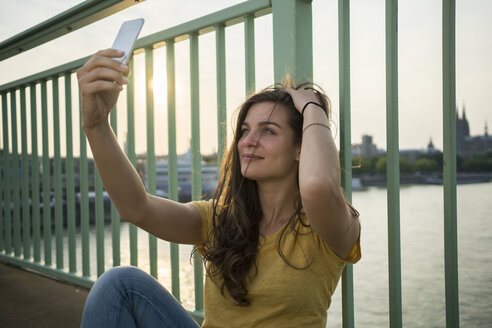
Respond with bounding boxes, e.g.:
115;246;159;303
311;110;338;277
257;177;299;227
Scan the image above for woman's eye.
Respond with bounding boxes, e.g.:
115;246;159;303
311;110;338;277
264;128;274;135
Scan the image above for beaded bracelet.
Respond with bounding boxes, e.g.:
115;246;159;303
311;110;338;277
301;101;325;116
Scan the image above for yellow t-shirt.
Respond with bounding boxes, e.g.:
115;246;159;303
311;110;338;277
191;200;361;328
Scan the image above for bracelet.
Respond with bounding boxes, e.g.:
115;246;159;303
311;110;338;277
302;122;331;134
301;101;325;116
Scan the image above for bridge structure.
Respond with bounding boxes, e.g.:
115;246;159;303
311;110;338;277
0;1;460;327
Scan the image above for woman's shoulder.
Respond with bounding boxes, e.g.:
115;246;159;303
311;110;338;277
190;199;214;218
299;210;361;265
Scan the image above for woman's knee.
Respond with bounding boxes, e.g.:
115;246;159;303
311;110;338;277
98;266;144;282
90;266;147;295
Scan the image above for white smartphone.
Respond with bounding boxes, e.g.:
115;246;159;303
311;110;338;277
111;18;145;64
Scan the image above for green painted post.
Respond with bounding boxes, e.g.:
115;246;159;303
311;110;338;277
272;0;313;84
215;24;227;169
41;80;52;265
442;1;459;327
1;93;10;254
20;87;31;260
0;93;3;253
338;1;355;327
126;57;138;267
166;41;178;203
385;0;402;327
79;90;90;277
65;73;77;273
52;77;64;269
10;91;21;257
110;106;121;267
244;14;255;96
145;46;158;278
30;84;41;263
166;39;181;300
95;167;105;277
190;31;204;312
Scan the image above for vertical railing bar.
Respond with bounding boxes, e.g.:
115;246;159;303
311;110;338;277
10;90;21;257
215;24;227;170
52;77;64;269
244;14;256;96
0;93;3;253
190;31;204;313
41;80;52;265
30;84;41;263
442;0;459;327
1;92;11;254
95;163;105;277
79;88;90;277
110;106;121;267
20;87;31;260
64;73;77;273
126;57;138;267
272;0;313;84
145;46;158;278
166;39;181;300
385;0;403;327
338;1;355;327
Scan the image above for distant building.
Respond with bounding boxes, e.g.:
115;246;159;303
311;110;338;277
427;138;439;154
456;106;492;157
352;135;380;158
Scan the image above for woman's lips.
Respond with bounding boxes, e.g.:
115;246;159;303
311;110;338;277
242;154;264;161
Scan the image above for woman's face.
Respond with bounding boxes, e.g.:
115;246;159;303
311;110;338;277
237;101;300;182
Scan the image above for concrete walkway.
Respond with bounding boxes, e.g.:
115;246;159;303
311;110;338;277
0;262;89;328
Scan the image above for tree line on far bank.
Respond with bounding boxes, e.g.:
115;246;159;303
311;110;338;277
352;151;492;174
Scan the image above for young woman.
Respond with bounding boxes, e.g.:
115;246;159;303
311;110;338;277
78;49;361;328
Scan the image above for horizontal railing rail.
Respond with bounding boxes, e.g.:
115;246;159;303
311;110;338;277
0;0;145;61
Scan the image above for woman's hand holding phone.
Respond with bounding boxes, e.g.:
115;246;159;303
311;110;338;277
77;49;129;131
77;18;143;131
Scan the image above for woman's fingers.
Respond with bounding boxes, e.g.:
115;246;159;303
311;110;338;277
285;87;319;112
82;80;123;96
82;66;128;85
78;49;129;82
77;50;129;99
97;48;125;58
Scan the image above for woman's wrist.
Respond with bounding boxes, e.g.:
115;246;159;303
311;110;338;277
83;119;112;135
301;102;325;116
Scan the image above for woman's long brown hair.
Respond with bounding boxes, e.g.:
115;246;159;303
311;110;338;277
196;82;358;306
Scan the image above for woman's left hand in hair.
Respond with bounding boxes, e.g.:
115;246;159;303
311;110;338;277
285;87;320;114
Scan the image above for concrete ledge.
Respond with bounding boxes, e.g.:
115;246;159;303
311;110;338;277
0;261;89;328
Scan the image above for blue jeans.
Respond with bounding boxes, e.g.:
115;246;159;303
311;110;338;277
80;266;200;328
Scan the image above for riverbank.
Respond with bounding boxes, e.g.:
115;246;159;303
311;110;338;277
354;172;492;188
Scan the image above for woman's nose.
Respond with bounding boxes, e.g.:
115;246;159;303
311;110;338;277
242;130;260;147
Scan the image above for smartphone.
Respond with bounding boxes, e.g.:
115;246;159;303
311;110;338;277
111;18;145;64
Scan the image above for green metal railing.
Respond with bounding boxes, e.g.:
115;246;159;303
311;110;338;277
385;0;403;327
0;0;460;327
0;0;144;61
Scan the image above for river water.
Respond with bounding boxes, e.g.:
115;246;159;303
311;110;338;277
327;182;492;327
44;182;492;327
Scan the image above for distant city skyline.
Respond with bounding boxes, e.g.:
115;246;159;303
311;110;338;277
1;0;491;155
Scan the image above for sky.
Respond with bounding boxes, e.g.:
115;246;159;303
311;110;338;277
0;0;491;156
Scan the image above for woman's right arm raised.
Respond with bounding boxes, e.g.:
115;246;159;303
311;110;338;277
77;49;203;245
